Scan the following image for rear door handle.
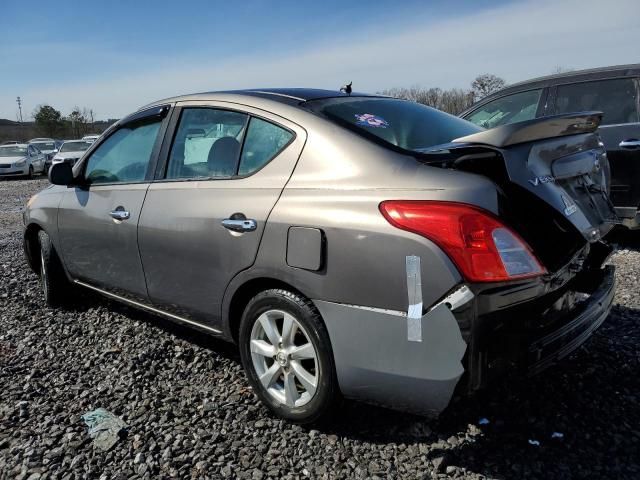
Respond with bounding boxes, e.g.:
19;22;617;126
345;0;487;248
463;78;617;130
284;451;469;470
222;218;257;232
110;208;130;221
619;139;640;149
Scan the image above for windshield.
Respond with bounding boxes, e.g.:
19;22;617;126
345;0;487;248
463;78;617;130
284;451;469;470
0;146;27;157
33;142;56;150
306;97;482;152
60;141;92;152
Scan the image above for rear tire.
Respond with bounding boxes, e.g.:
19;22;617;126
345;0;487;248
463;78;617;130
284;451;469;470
239;289;340;424
38;230;71;307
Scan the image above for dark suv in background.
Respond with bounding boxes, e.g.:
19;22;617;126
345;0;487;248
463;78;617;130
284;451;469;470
461;64;640;228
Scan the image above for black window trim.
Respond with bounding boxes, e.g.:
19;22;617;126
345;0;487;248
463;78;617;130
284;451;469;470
549;75;640;127
75;104;173;188
153;105;297;183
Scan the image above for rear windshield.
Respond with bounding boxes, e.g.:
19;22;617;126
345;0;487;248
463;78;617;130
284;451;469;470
306;97;482;152
33;142;56;150
60;141;92;152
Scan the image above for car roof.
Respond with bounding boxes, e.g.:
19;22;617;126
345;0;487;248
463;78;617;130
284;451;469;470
503;63;640;91
460;64;640;116
140;88;381;111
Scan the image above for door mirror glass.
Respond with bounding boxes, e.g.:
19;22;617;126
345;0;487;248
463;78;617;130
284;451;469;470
48;162;74;185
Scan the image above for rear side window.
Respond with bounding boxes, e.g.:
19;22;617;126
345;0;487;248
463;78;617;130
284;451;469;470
84;118;162;184
465;89;542;129
554;78;639;125
307;97;481;153
166;108;293;179
238;117;293;175
166;108;248;179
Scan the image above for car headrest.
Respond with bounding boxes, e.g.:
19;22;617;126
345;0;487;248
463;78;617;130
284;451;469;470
207;136;240;176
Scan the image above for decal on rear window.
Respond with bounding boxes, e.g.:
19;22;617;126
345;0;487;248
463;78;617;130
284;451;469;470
354;113;389;128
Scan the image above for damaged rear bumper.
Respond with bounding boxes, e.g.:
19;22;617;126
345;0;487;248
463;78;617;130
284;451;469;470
314;300;467;417
528;265;615;375
314;264;615;417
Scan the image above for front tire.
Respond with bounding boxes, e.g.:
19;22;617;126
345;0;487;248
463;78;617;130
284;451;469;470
38;230;71;307
239;289;340;424
27;165;34;179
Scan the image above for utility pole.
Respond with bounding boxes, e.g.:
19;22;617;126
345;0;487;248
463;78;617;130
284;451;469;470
16;97;23;124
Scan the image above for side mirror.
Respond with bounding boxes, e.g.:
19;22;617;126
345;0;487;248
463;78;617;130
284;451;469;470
48;162;74;186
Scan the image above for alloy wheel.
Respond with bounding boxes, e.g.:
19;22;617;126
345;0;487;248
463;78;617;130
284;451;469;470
249;309;319;408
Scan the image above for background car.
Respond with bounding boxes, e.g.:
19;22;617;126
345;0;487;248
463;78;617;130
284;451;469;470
29;139;59;170
82;134;100;143
0;143;46;178
1;140;21;145
460;64;640;229
25;89;615;423
51;140;93;166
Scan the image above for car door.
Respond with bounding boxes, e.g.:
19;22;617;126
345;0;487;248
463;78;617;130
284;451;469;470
57;106;170;300
27;146;41;172
137;103;305;329
552;77;640;218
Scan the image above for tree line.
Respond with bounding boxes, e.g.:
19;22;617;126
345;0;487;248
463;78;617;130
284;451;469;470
30;105;116;139
379;73;507;115
16;73;508;141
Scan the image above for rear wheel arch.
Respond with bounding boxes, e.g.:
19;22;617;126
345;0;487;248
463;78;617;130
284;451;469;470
227;277;313;344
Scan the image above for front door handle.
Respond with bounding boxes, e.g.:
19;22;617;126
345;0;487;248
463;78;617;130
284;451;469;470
222;218;257;232
619;139;640;149
110;208;130;221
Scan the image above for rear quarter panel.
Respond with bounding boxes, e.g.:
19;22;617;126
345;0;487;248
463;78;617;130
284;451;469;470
222;123;501;325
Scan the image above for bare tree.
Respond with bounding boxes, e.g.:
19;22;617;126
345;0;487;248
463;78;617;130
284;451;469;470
379;85;474;115
471;74;507;101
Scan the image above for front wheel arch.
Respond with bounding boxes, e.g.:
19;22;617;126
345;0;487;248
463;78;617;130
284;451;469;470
24;224;43;274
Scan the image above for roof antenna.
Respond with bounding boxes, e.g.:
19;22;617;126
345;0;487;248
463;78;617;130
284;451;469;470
340;81;352;95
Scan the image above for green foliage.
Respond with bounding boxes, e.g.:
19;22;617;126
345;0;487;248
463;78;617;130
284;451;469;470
33;105;63;137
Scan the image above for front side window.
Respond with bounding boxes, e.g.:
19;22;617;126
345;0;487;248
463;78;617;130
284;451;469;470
555;78;639;125
306;97;481;153
84;117;162;184
465;89;542;129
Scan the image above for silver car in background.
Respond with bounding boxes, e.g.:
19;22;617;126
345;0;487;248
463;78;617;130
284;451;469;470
29;140;59;169
23;89;616;423
51;140;93;166
0;143;46;178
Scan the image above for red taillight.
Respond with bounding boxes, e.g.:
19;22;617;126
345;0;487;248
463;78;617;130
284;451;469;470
379;201;546;282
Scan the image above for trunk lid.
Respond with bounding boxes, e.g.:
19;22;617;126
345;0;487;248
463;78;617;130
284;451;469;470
450;112;617;243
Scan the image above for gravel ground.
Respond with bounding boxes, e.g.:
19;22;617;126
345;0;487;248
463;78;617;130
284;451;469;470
1;178;639;480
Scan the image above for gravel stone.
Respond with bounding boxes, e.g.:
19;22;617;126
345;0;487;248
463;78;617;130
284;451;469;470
0;178;639;479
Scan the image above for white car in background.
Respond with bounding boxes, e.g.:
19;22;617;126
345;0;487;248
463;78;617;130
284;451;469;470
51;140;93;166
29;140;59;168
82;134;100;143
0;144;46;178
